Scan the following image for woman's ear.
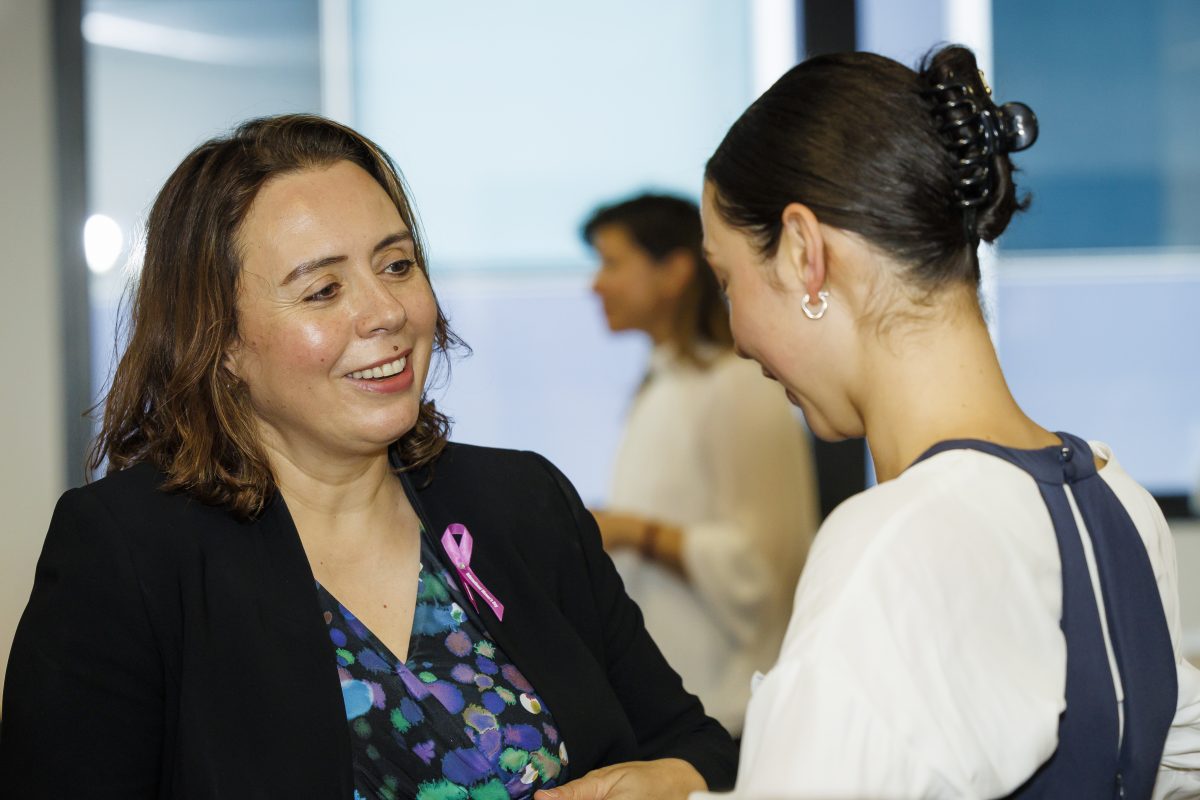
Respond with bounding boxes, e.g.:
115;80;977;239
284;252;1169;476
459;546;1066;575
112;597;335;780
223;340;243;382
778;203;827;300
657;247;697;300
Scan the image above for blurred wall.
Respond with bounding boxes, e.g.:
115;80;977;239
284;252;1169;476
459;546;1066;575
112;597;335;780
0;0;65;700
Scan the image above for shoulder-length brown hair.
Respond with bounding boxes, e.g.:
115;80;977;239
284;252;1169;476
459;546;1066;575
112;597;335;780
91;114;465;519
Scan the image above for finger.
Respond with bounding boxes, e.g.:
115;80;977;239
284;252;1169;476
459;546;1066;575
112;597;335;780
534;773;608;800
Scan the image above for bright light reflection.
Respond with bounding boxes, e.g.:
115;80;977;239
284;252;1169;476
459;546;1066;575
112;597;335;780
84;213;123;274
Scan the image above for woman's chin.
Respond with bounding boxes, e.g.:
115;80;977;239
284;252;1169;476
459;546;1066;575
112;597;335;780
787;396;856;444
336;412;423;456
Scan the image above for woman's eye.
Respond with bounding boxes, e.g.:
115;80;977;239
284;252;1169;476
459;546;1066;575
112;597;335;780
304;282;340;302
384;258;416;276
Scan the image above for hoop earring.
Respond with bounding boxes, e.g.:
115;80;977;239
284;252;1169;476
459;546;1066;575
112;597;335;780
802;291;829;321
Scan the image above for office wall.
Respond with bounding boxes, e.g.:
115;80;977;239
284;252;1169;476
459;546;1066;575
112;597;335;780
0;0;65;700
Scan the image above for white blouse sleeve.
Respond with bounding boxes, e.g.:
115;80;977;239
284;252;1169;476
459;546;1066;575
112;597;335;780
680;363;818;647
1156;658;1200;798
1148;505;1200;798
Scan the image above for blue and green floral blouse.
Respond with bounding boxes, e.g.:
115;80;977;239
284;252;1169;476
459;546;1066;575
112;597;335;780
316;535;569;800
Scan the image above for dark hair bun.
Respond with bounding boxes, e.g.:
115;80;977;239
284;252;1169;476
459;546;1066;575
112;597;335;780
918;45;1033;243
705;45;1034;291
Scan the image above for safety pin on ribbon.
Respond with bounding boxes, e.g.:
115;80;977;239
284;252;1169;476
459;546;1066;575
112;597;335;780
441;523;505;622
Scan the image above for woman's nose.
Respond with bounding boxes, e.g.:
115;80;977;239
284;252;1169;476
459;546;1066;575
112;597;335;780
356;276;408;336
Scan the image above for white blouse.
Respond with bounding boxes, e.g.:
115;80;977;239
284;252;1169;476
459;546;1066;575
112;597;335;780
607;344;819;736
696;443;1200;799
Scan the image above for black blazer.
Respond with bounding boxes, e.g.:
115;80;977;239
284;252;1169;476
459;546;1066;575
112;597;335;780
0;443;737;797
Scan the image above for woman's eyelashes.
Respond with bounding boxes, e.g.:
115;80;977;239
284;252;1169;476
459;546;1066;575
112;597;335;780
383;258;416;276
304;281;341;302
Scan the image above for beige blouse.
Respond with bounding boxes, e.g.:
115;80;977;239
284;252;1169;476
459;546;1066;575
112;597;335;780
607;344;819;736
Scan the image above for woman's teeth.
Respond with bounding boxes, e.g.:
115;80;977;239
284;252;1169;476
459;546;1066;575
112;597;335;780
349;356;406;380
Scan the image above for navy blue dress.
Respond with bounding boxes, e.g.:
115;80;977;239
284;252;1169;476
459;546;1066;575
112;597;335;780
914;432;1176;799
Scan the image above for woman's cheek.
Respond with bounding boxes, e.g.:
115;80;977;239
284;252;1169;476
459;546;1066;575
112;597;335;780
731;307;767;362
289;320;341;366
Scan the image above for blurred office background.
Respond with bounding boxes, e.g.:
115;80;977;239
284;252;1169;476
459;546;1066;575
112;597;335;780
3;0;1198;696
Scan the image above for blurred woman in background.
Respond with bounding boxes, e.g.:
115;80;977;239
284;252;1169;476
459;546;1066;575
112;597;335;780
583;193;819;739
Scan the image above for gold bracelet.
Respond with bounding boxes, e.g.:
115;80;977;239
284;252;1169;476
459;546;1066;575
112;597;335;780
641;520;660;560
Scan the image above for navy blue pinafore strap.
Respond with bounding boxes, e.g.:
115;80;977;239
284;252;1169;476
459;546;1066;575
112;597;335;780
913;432;1176;799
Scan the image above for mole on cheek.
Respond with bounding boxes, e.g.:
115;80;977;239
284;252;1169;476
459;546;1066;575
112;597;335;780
393;345;399;352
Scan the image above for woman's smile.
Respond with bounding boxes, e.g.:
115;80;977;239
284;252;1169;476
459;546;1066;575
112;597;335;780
344;350;414;394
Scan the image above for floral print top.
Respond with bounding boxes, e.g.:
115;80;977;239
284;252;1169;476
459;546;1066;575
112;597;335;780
316;534;569;800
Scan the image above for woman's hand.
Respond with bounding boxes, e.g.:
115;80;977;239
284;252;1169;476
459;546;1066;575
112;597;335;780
534;758;706;800
590;509;647;551
590;510;689;578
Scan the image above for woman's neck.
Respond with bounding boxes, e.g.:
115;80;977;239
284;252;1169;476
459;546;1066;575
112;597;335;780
856;304;1056;482
262;438;407;546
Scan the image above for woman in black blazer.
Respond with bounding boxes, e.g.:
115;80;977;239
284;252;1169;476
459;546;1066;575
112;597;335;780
0;115;736;798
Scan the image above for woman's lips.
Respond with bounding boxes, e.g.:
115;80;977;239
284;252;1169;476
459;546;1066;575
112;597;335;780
344;353;414;394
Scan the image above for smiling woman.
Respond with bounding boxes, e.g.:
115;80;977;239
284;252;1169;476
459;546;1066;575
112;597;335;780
0;115;737;799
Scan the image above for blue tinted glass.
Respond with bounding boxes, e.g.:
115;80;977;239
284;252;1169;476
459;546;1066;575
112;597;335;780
994;0;1200;250
992;0;1200;499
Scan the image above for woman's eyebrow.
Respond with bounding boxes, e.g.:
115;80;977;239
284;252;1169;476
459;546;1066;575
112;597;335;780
281;255;344;286
281;231;413;286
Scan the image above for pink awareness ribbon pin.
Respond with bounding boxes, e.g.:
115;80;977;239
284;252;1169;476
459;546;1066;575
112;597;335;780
441;523;505;622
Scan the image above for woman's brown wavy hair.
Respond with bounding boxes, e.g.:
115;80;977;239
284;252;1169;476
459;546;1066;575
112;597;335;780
90;114;464;519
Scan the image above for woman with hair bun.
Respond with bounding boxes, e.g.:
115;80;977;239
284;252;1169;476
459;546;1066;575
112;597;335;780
696;45;1200;798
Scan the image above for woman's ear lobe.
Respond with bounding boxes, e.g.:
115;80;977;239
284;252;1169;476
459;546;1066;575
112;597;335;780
222;344;242;381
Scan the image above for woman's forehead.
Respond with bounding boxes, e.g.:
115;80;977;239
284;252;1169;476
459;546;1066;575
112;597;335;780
239;163;408;269
250;162;399;226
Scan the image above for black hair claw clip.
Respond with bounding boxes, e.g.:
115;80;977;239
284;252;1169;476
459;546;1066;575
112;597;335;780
995;102;1038;153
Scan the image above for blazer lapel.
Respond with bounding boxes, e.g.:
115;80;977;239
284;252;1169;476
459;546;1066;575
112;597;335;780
253;495;354;792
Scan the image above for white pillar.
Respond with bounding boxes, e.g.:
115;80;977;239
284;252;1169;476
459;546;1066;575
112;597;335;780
0;0;67;704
